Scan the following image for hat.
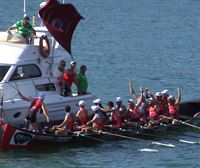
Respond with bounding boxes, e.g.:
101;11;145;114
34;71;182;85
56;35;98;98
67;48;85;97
93;98;101;104
23;16;30;21
168;95;175;100
38;92;45;100
70;61;77;65
116;97;122;102
128;99;134;103
161;89;169;95
91;105;99;112
79;100;85;107
149;97;154;101
155;92;162;97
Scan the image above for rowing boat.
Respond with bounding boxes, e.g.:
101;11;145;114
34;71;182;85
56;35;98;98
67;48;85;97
0;116;199;150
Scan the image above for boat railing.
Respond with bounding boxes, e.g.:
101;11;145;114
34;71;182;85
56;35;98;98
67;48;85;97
0;76;87;101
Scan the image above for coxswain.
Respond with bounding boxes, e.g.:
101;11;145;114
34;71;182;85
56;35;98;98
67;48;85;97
75;100;88;128
81;105;105;131
52;105;75;135
18;91;50;131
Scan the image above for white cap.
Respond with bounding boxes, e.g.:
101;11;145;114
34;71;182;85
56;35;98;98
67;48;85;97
149;97;154;101
70;61;77;65
161;89;169;95
79;100;85;107
91;105;99;112
116;97;122;102
93;98;101;104
155;92;162;97
168;95;175;100
128;99;134;103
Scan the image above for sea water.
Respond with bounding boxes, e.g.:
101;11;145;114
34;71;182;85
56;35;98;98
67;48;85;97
0;0;200;167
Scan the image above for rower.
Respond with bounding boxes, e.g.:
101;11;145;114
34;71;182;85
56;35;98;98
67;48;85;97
115;97;127;122
81;105;105;131
105;101;122;129
75;100;88;128
127;99;139;121
167;88;181;123
52;105;75;135
146;97;160;128
93;98;110;124
161;89;170;113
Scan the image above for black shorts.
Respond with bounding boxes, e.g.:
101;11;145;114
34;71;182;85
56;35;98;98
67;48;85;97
25;109;37;123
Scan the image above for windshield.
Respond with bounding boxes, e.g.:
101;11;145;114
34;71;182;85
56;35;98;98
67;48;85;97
0;65;10;82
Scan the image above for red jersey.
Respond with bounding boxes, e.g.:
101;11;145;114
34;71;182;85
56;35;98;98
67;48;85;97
30;98;43;112
149;106;157;118
63;70;76;87
169;105;179;119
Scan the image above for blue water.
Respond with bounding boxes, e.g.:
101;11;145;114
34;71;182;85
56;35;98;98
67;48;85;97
1;0;200;167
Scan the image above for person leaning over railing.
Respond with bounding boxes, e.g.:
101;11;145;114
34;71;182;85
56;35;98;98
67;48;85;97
8;16;36;44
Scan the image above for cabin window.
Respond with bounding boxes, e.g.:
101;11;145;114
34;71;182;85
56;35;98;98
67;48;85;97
0;65;10;82
10;64;41;81
35;83;56;91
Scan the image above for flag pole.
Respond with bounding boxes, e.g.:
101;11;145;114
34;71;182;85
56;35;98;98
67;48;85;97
23;0;26;16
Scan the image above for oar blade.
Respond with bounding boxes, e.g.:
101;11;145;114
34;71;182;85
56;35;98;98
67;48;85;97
179;139;198;144
152;141;175;148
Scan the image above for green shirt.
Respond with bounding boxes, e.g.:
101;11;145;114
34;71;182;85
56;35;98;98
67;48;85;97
77;72;88;93
13;21;34;37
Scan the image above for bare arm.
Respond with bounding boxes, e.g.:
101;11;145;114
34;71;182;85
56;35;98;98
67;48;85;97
57;115;68;128
176;87;181;105
129;80;137;100
41;103;50;123
83;118;94;127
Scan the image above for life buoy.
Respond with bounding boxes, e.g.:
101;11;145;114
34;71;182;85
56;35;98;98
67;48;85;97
39;35;50;58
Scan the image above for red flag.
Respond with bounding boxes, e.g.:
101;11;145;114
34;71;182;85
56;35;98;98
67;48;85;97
39;0;84;54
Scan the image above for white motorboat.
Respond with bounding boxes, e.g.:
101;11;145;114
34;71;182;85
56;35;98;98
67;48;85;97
0;0;96;126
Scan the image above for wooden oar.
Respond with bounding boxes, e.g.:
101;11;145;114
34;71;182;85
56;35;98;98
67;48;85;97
141;124;200;140
160;116;200;130
75;132;124;148
134;130;198;144
92;130;175;148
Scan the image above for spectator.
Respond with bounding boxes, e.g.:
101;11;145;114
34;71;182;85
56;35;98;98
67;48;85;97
77;65;88;95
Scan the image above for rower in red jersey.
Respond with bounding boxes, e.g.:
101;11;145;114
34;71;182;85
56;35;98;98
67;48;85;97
52;105;75;135
146;97;160;128
81;105;105;131
168;88;181;123
76;100;88;128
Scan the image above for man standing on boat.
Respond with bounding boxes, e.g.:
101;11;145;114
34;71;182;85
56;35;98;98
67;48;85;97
61;61;78;96
77;65;88;95
8;16;36;44
18;91;50;131
53;59;66;94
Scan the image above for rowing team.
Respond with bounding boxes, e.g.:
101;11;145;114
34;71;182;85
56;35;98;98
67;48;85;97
51;81;181;135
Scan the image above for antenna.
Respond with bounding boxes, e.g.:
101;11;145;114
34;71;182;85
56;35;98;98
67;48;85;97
23;0;26;16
